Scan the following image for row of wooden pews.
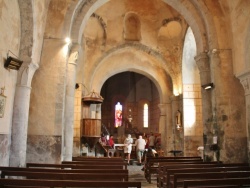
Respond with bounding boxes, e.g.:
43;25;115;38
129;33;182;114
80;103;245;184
142;155;250;188
144;156;204;183
0;156;141;188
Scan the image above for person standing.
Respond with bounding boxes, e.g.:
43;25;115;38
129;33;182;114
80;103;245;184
109;134;114;148
134;135;146;165
124;134;133;165
148;132;155;149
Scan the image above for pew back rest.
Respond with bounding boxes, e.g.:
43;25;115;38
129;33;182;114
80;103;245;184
26;163;124;169
0;179;142;188
183;178;250;188
172;171;250;188
1;170;129;181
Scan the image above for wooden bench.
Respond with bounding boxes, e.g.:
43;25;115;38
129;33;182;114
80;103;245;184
61;160;128;169
1;170;129;181
170;171;250;188
72;156;124;161
0;179;142;188
163;166;250;188
183;177;250;188
157;163;249;188
26;163;125;169
144;158;204;183
0;166;128;175
157;162;221;187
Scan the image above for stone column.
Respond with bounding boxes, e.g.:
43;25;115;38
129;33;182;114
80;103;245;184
170;95;183;153
10;63;39;167
158;102;169;156
195;52;212;134
64;45;79;161
210;50;246;162
195;52;213;160
237;71;250;162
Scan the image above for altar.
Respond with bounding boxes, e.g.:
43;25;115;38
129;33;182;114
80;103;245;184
113;143;136;158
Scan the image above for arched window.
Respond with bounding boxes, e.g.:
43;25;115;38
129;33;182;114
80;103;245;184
115;102;122;127
143;103;148;128
124;12;141;41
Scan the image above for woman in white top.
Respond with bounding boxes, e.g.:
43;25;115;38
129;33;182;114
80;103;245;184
124;134;133;165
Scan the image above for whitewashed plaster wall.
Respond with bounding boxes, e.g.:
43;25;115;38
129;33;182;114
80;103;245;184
228;1;250;74
31;0;50;66
0;0;20;165
0;0;20;133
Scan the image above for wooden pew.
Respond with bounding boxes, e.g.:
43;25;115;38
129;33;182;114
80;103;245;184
183;177;250;188
0;179;142;188
0;166;128;175
157;163;249;188
157;162;220;187
1;170;129;181
26;162;125;169
144;158;204;183
61;160;128;169
164;166;250;188
170;171;250;188
72;156;123;161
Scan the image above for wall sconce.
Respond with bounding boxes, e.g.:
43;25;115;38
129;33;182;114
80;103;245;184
201;83;214;90
4;51;23;70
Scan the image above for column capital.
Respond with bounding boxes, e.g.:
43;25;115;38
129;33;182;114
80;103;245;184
237;70;250;96
170;95;182;102
194;52;208;62
68;44;80;66
194;52;209;73
17;62;39;87
158;103;168;116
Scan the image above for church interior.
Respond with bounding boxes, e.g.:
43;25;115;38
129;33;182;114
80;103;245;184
0;0;250;170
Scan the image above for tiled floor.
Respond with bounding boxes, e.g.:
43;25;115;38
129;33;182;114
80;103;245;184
128;164;157;188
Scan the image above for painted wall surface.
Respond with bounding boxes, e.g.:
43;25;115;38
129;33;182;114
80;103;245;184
0;0;20;134
28;39;69;136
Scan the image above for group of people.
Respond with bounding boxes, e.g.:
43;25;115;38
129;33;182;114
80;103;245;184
123;132;158;165
99;132;159;165
99;133;114;148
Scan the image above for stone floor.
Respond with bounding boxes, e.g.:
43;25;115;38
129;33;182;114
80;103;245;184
128;163;157;188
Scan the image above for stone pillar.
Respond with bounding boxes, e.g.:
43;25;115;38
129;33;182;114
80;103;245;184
195;52;212;134
210;50;247;162
237;71;250;162
10;63;39;167
64;45;79;161
195;52;213;160
158;102;169;156
170;95;183;153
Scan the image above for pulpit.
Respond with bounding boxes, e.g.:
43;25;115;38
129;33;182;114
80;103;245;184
81;119;101;153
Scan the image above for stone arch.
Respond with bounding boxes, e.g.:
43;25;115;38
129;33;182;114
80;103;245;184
245;24;250;70
66;0;210;53
91;13;107;46
83;42;175;81
123;12;141;41
68;0;109;44
88;49;172;104
18;0;34;63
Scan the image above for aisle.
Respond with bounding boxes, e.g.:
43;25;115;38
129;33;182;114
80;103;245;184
127;164;157;188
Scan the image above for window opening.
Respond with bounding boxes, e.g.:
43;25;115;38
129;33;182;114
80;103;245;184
143;103;148;128
115;102;122;127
